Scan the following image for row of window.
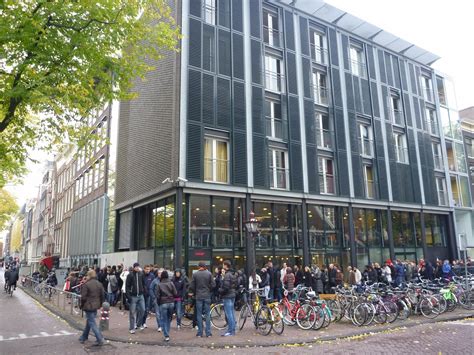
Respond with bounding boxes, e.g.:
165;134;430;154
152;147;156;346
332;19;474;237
73;157;106;202
55;187;74;225
75;118;108;173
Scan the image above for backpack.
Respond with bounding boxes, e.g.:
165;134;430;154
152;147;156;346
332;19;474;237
109;275;118;292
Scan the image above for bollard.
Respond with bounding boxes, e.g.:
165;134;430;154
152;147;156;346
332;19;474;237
100;302;110;331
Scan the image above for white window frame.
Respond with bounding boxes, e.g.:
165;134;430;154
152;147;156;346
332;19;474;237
432;142;443;170
315;112;332;149
263;8;280;47
358;123;373;157
425;107;439;135
421;75;433;102
394;133;409;164
436;177;447;206
312;70;327;106
204;137;229;184
319;157;335;194
390;95;403;125
310;29;326;64
349;44;366;78
266;99;284;140
269;148;289;190
363;165;375;199
264;55;284;93
203;0;216;25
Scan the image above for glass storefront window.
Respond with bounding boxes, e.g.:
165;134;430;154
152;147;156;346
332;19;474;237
213;198;232;249
392;211;415;247
164;200;175;248
233;200;244;249
366;209;380;247
354;208;366;247
274;204;291;249
189;195;211;248
414;213;422;247
308;205;324;249
425;214;447;247
254;202;273;249
154;205;165;248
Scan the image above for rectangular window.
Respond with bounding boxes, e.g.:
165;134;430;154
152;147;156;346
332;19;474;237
454;142;467;173
432;142;443;170
94;162;99;189
425;108;439;135
421;75;433;102
263;8;280;47
450;175;461;207
315;112;333;149
436;77;447;106
269;148;289;190
358;123;374;157
312;70;328;106
394;133;409;164
466;138;474;158
390;94;404;125
203;0;216;25
318;157;335;194
204;137;229;183
310;29;326;64
264;55;284;93
202;26;215;72
364;165;375;199
435;177;447;205
349;44;366;78
265;98;286;140
99;157;105;186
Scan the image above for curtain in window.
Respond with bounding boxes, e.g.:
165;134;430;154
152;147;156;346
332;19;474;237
204;139;212;181
216;141;228;182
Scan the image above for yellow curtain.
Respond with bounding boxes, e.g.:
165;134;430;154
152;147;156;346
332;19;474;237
216;141;228;182
204;139;212;181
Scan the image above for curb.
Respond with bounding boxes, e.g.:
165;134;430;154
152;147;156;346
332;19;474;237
21;287;473;348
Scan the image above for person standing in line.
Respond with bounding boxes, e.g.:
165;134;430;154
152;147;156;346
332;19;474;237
259;267;270;300
141;265;155;328
172;269;186;329
79;270;105;346
120;266;131;311
150;269;162;332
106;267;118;306
266;261;275;301
189;261;215;338
126;263;146;334
220;260;238;336
156;271;177;342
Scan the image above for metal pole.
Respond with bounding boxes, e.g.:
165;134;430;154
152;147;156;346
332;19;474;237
465;250;469;292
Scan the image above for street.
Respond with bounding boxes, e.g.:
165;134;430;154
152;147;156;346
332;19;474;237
0;276;472;355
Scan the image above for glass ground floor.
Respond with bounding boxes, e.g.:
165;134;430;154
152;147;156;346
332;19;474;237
115;189;456;275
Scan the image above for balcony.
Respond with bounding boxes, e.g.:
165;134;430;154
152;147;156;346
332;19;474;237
359;138;374;157
263;26;281;48
316;129;334;150
312;85;328;106
264;70;285;93
266;117;288;141
391;109;404;126
269;167;289;190
311;44;328;65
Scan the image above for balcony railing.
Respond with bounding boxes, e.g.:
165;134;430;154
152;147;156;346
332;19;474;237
312;85;328;106
319;174;335;194
264;70;285;93
316;129;334;150
311;44;328;65
391;109;404;126
263;26;282;48
269;167;289;190
359;138;374;157
266;117;288;141
433;154;443;170
396;147;409;164
349;59;367;78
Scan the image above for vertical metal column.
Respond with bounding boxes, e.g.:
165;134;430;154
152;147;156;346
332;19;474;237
387;208;395;261
348;206;357;267
301;200;310;266
420;211;428;261
245;194;255;277
175;187;183;269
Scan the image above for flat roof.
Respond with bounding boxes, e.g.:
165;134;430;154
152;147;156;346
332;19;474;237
276;0;440;66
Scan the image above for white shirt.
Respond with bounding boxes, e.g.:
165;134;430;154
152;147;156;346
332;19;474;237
120;270;129;292
249;274;261;290
354;269;362;284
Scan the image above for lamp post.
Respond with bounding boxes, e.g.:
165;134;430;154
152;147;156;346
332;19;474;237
244;211;258;277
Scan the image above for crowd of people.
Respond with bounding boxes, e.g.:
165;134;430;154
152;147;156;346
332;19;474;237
18;256;472;345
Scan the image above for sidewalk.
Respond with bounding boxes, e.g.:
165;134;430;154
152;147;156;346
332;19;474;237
21;286;474;348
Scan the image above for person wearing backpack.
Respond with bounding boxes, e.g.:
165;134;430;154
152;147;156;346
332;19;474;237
219;260;237;336
106;267;118;306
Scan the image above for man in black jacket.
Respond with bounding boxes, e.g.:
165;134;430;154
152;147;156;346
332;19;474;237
220;260;237;336
79;270;105;346
189;261;215;337
126;263;146;334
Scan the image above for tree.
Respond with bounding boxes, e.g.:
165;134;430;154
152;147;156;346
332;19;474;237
0;0;180;186
0;189;18;230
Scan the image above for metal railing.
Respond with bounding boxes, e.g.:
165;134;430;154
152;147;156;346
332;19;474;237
22;277;83;318
265;117;288;141
311;44;328;65
316;129;334;149
349;58;367;78
269;168;289;190
264;70;285;93
263;26;281;48
312;85;328;106
359;138;374;157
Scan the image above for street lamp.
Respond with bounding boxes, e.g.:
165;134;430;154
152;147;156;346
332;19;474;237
244;211;259;277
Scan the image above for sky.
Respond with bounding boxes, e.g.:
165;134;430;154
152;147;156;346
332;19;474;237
3;0;474;212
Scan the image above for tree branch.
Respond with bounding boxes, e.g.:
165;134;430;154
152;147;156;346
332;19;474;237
48;7;123;33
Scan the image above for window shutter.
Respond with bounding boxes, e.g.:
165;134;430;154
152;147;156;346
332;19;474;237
187;124;203;181
217;77;231;128
188;70;202;123
202;74;215;125
189;19;202;68
233;131;247;185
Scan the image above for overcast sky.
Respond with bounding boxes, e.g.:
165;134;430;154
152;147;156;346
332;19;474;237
327;0;474;110
4;0;474;212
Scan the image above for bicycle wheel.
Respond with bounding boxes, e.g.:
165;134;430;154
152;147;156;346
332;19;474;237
238;304;250;330
295;304;316;330
419;297;437;319
396;299;410;321
270;307;284;334
383;301;399;323
351;303;368;326
326;300;343;322
373;304;387;324
255;306;272;336
280;301;296;326
181;301;194;328
210;303;227;330
311;305;325;330
322;307;331;328
459;290;474;310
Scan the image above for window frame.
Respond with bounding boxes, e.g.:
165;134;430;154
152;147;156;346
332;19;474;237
349;43;366;78
309;28;327;65
394;132;409;164
363;165;375;199
203;0;216;25
262;7;281;48
264;54;285;93
358;123;374;158
204;136;230;184
269;148;289;190
312;69;328;106
318;157;336;195
315;112;333;150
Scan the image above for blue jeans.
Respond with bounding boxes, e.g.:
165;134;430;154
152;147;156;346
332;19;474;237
223;297;236;335
196;298;211;336
159;303;174;338
175;300;183;326
107;292;116;305
129;294;145;330
153;299;162;329
142;293;153;325
80;310;103;343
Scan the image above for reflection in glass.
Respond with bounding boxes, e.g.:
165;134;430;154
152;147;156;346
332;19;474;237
189;195;211;248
